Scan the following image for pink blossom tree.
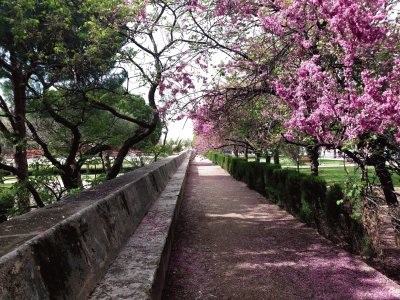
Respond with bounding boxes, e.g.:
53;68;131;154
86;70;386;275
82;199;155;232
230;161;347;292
190;0;400;235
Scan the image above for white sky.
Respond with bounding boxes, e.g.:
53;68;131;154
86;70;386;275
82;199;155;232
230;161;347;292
168;118;194;141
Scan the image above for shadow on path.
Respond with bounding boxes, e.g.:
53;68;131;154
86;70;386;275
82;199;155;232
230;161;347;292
162;158;400;300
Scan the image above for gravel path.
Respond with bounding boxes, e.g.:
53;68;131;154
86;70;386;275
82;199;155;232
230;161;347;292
162;157;400;300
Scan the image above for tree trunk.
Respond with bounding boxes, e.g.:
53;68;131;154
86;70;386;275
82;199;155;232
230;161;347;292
233;145;239;157
139;155;145;167
374;157;400;247
0;146;4;184
264;149;271;164
163;127;168;146
255;151;261;163
106;124;158;180
273;147;280;165
333;149;337;159
374;158;398;207
100;152;106;172
102;151;112;173
306;145;319;176
244;146;249;161
61;162;83;190
375;160;400;248
13;73;30;210
60;173;82;190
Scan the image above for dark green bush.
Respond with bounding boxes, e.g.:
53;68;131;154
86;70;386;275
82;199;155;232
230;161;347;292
240;162;265;195
325;184;344;226
285;171;305;215
229;157;242;175
300;175;326;225
269;169;290;205
244;162;256;189
263;164;281;201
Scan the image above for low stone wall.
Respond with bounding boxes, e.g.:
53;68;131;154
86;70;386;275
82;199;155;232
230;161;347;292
0;151;190;300
89;150;192;299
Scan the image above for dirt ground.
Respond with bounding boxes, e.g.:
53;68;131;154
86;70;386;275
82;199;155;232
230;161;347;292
162;157;400;300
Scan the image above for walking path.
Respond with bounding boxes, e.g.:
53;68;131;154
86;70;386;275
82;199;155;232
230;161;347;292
162;157;400;300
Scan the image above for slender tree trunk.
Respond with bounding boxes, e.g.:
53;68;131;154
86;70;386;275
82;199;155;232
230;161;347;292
333;149;337;159
139;155;145;167
100;152;106;172
244;146;249;161
273;147;280;165
102;151;112;173
106;80;160;180
255;150;261;163
0;146;4;184
163;127;168;146
13;74;30;210
374;161;400;246
233;145;239;157
264;149;271;164
306;145;319;176
374;158;398;207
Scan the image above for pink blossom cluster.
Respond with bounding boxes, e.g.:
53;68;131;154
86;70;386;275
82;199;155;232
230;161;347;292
267;0;399;145
193;0;400;151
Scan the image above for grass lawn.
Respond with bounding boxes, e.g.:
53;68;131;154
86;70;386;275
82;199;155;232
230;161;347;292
240;155;399;187
247;156;352;167
318;159;352;166
292;166;400;187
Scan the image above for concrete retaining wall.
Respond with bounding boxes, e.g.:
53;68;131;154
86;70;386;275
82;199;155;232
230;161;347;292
89;150;192;299
0;151;190;300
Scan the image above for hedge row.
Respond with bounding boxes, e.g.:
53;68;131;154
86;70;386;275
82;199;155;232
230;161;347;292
207;151;343;226
206;151;375;255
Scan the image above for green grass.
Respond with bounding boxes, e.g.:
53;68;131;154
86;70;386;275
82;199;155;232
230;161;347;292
240;156;399;187
247;156;352;166
291;166;400;187
297;166;359;186
318;159;350;166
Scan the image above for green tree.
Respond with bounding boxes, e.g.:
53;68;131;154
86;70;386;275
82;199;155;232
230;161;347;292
0;0;133;208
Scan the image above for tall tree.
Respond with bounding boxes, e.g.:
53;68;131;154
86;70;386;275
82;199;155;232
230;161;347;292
0;0;136;207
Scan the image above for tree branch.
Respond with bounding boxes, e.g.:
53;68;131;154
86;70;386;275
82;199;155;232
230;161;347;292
90;100;152;128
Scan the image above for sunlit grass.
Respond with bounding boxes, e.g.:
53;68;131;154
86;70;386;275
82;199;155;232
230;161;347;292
294;166;400;187
246;155;399;187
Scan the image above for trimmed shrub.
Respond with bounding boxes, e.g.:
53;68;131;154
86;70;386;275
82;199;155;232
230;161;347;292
244;162;257;189
269;169;291;205
325;184;344;226
229;157;242;175
300;175;327;225
233;159;247;181
241;162;267;195
285;171;305;215
263;164;281;201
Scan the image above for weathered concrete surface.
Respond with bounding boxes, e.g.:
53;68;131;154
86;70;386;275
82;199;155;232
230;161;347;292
89;152;191;300
0;152;189;300
163;157;400;300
